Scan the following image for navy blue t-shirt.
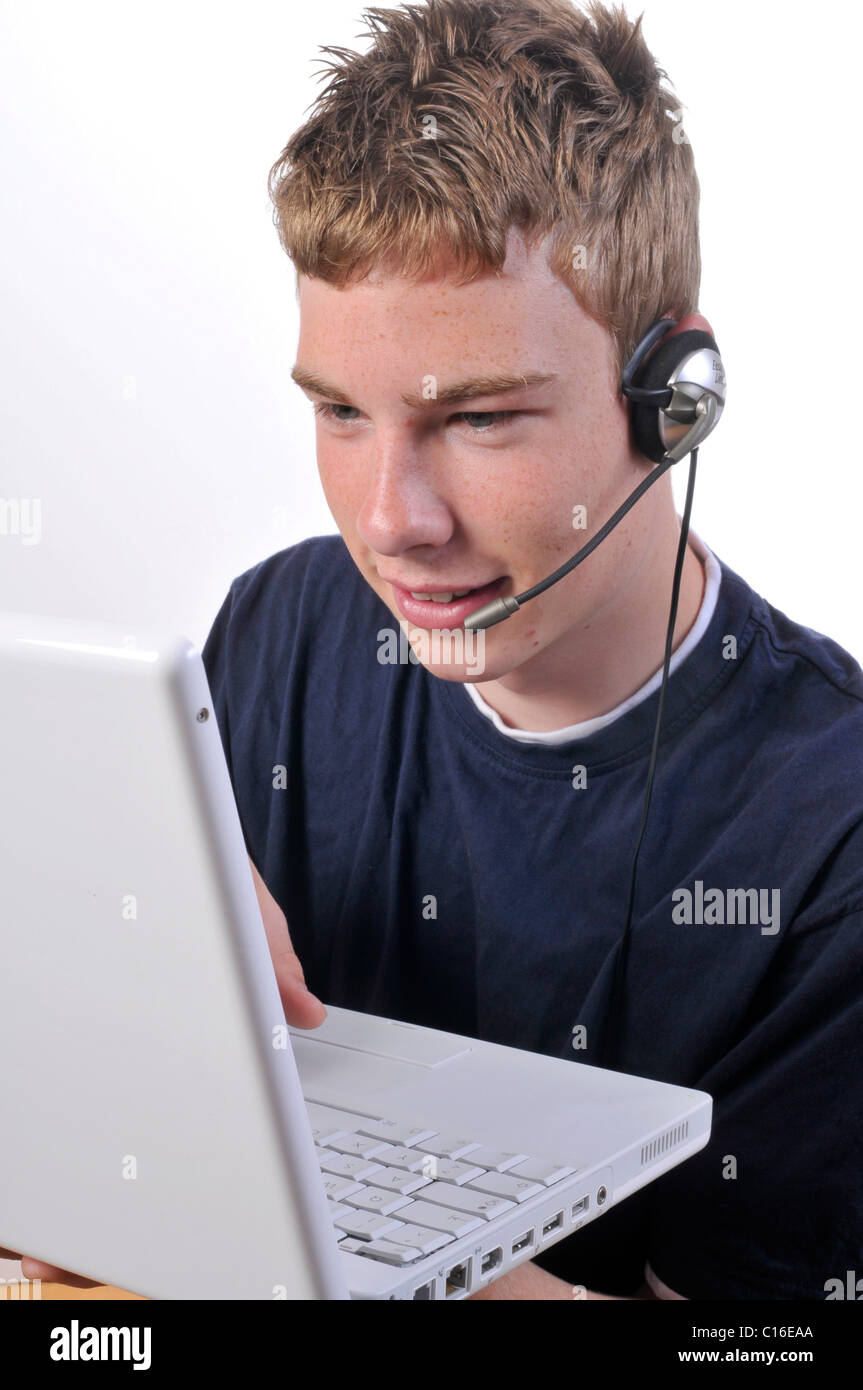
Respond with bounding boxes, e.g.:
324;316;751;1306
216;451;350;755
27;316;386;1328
202;533;863;1300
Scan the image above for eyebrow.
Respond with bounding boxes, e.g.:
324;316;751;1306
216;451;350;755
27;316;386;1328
290;365;557;409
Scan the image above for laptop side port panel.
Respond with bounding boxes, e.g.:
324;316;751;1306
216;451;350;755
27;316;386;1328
403;1170;614;1297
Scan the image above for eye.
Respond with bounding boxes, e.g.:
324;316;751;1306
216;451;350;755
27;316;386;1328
312;402;360;425
450;411;517;432
312;402;518;433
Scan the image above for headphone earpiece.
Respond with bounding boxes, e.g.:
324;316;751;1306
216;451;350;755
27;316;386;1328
622;318;726;464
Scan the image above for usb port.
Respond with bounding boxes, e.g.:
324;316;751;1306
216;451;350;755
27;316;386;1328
511;1229;534;1255
481;1247;503;1277
571;1195;589;1218
541;1211;564;1238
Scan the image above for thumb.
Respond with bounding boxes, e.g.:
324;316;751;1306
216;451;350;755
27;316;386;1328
271;946;328;1030
249;858;327;1029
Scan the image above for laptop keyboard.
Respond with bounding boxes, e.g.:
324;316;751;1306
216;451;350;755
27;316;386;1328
307;1101;576;1268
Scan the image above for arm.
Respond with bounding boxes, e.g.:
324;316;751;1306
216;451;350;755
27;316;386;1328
469;1262;661;1299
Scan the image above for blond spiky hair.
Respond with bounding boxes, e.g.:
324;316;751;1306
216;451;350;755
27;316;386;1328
268;0;701;378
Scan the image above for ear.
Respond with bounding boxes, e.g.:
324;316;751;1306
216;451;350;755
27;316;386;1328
662;312;714;342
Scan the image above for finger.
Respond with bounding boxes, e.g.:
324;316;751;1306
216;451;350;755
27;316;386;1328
272;955;328;1029
19;1257;100;1288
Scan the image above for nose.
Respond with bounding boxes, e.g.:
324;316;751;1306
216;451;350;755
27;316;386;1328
355;437;454;557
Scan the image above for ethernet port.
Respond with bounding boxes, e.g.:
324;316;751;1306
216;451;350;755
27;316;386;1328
445;1260;471;1297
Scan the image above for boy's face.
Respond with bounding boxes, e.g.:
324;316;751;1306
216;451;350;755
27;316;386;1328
294;227;658;683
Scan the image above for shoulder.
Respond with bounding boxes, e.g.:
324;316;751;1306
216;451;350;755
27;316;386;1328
716;556;863;761
685;555;863;927
203;534;380;670
716;550;863;705
201;535;415;735
743;570;863;707
225;533;362;616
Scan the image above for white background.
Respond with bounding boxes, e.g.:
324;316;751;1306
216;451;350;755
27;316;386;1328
0;0;860;1285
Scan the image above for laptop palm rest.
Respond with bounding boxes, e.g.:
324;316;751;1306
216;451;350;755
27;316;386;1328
289;1007;473;1068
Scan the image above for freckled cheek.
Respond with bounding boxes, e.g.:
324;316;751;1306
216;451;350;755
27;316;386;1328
464;464;572;566
316;446;365;528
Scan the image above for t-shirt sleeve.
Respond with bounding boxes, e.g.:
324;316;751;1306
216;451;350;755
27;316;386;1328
643;898;863;1300
201;579;242;803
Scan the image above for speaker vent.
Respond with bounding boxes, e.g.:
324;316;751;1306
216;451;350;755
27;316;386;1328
641;1120;689;1167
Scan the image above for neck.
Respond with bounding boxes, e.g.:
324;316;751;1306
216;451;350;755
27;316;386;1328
471;516;706;734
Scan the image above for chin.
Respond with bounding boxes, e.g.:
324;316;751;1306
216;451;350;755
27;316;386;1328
421;660;486;684
414;643;531;685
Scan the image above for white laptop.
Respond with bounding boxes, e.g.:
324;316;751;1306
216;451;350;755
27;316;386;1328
0;610;711;1300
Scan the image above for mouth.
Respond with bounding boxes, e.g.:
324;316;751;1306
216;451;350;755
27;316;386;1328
387;577;507;628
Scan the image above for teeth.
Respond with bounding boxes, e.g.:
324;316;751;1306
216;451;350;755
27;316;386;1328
407;587;477;603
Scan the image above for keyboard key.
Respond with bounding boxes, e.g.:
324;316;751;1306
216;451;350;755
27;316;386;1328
507;1158;576;1186
415;1136;482;1160
306;1102;375;1145
321;1175;363;1202
343;1186;414;1216
384;1223;454;1255
419;1181;515;1221
392;1200;483;1238
319;1153;385;1181
356;1120;438;1147
363;1167;431;1195
466;1171;544;1203
461;1148;529;1172
326;1200;354;1224
426;1158;485;1185
373;1145;434;1173
328;1133;397;1160
332;1210;407;1240
340;1237;424;1266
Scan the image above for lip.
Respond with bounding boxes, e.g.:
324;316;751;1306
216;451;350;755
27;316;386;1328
387;577;507;628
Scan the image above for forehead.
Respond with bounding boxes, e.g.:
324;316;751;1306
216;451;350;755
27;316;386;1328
295;229;596;370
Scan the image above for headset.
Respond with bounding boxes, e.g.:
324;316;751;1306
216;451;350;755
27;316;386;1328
464;315;727;1069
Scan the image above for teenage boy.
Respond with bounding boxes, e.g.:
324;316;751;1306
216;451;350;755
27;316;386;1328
10;0;862;1301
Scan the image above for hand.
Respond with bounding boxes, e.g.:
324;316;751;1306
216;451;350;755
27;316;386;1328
0;1246;100;1289
0;859;324;1290
248;858;327;1029
469;1261;661;1300
469;1260;577;1299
